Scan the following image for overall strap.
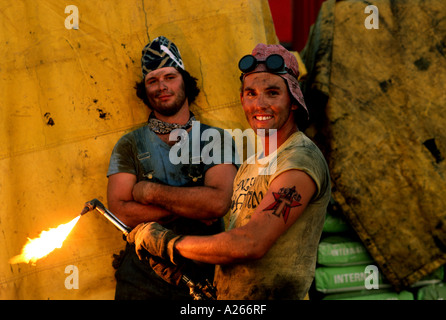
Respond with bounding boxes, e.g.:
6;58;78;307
133;125;155;179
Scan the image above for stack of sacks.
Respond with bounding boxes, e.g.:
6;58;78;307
417;282;446;300
414;267;445;300
314;200;414;300
322;289;415;300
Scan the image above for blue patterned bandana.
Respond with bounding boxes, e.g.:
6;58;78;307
141;36;185;79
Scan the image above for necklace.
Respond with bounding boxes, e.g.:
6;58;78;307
147;112;195;135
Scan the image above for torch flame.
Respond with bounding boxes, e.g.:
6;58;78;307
9;215;81;265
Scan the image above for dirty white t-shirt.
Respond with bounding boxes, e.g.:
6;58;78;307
214;131;331;300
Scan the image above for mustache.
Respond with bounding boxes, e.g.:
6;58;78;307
155;89;174;98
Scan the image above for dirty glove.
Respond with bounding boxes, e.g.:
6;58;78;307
149;256;185;286
127;222;183;265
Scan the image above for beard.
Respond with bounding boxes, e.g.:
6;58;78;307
148;88;187;117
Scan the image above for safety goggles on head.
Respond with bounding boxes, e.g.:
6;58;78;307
238;54;297;80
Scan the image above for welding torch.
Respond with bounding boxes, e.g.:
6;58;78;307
80;198;131;236
80;198;216;300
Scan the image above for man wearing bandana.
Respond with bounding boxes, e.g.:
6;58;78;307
107;36;239;299
127;43;331;300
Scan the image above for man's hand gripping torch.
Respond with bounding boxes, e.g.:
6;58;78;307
80;199;216;300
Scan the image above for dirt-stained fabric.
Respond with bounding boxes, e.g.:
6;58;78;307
301;0;446;290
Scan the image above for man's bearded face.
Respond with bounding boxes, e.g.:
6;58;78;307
145;67;187;117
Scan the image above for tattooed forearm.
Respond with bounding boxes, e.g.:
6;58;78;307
263;186;302;223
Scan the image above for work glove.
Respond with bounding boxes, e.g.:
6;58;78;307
149;256;184;286
127;222;183;265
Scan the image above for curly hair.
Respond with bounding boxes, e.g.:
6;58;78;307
135;68;200;108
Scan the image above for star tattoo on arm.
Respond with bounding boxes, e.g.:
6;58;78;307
263;186;302;223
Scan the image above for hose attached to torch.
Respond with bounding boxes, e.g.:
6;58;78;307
80;199;216;300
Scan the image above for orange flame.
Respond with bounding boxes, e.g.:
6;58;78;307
9;215;81;265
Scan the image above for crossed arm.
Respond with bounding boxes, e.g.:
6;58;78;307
173;169;316;265
107;164;237;228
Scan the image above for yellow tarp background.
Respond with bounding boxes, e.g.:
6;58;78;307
0;1;306;300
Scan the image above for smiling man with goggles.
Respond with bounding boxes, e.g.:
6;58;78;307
237;43;309;121
238;54;298;80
